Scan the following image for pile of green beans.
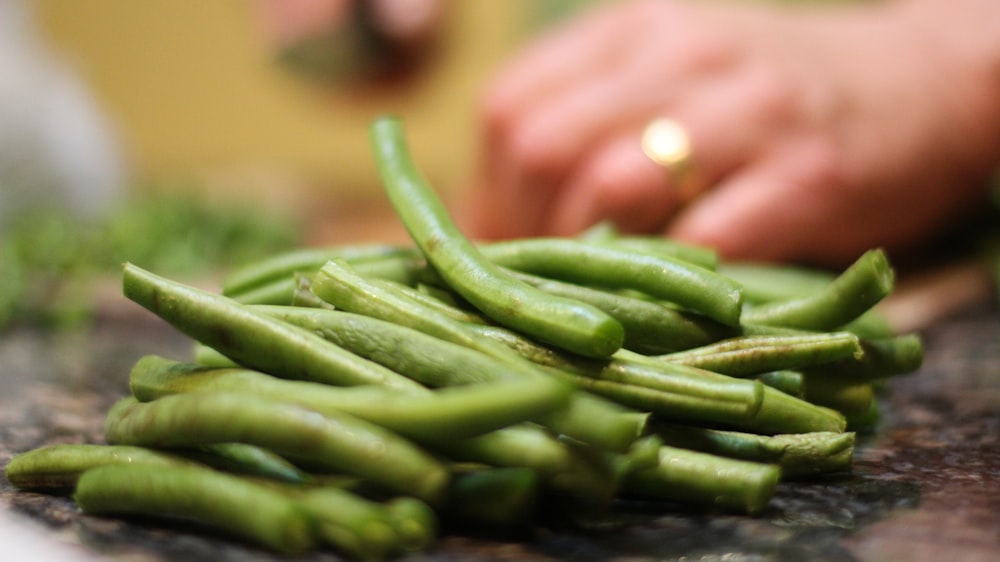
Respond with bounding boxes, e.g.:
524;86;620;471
4;116;924;559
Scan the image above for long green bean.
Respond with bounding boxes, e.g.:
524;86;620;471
122;262;427;393
74;463;315;555
104;394;450;503
651;423;855;477
371;115;625;358
130;353;573;445
5;444;193;490
655;332;864;377
480;238;744;327
623;445;781;514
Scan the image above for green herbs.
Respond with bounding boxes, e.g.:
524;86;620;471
0;191;300;330
5;117;924;559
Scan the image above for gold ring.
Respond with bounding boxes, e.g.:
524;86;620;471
641;118;693;181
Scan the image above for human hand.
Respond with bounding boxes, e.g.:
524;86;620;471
463;0;1000;266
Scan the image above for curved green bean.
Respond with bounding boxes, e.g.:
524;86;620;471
741;249;895;330
74;463;315;555
5;444;193;490
370;116;624;358
104;394;451;503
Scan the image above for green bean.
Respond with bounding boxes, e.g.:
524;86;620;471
741;249;895;330
183;443;310;483
484;322;849;435
442;467;539;530
221;243;411;297
807;333;924;380
437;426;621;502
592;237;719;271
228;276;296;305
756;370;805;397
622;445;781;514
349;251;428;285
748;385;847;434
655;332;864;377
717;261;835;303
368;278;488;324
839;309;895;339
371;116;624;358
479;238;743;327
283;485;405;559
577;220;719;270
130;353;573;445
288;272;334;309
651;424;855;478
74;463;315;555
801;377;875;416
844;397;881;432
466;324;771;427
310;259;647;452
5;444;193;490
192;343;239;367
122;262;428;393
103;394;451;503
506;269;735;354
383;496;437;553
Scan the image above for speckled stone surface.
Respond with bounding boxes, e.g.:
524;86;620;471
2;300;997;562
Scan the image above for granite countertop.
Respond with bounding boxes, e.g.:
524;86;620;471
1;289;998;562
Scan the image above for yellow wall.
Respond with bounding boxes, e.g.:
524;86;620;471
34;1;535;202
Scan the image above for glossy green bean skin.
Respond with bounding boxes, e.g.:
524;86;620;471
371;116;624;358
623;445;781;514
506;269;735;354
104;394;451;503
310;259;647;452
131;353;573;445
74;463;315;555
741;249;895;330
756;370;805;397
5;444;193;490
122;262;427;393
479;238;744;327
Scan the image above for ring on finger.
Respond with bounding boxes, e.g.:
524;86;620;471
641;117;699;199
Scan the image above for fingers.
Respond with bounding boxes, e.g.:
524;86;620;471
545;65;796;235
667;140;856;265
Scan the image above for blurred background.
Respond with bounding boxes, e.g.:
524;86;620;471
5;0;597;234
0;0;594;328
